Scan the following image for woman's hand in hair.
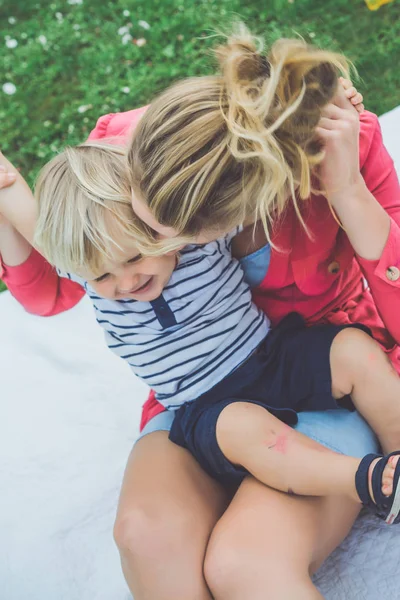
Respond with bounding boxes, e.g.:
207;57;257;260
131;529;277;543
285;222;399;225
316;85;391;262
339;77;364;114
315;84;363;209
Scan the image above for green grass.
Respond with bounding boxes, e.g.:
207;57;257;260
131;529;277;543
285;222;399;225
0;0;399;293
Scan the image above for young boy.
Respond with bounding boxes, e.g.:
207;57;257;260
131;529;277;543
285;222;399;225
1;140;399;526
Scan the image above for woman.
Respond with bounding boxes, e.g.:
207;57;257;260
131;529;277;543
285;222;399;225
0;29;397;600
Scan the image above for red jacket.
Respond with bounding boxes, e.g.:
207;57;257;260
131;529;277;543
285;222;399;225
2;108;399;429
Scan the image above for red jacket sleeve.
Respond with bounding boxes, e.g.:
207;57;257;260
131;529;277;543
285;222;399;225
0;249;85;316
87;106;149;142
356;111;400;343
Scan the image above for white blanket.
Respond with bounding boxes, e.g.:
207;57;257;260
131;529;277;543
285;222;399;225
1;107;399;600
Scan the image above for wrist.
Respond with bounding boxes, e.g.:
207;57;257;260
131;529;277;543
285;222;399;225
327;177;391;261
327;175;367;210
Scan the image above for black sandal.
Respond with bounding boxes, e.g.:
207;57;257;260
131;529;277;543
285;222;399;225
355;451;400;524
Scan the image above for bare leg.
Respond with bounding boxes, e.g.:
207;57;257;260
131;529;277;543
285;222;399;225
216;402;362;500
205;476;360;600
216;328;400;503
330;328;400;496
114;431;228;600
330;328;400;454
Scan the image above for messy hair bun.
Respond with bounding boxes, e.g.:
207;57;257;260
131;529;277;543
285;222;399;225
128;23;350;241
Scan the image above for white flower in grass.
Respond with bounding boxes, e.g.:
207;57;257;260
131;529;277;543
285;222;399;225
118;25;130;36
55;12;63;22
8;17;16;24
2;83;17;95
68;124;75;134
138;20;150;30
67;0;83;4
122;87;130;94
6;39;18;49
123;9;130;16
122;33;132;45
135;38;147;47
21;33;27;39
44;120;51;127
73;24;80;30
77;104;92;113
38;35;47;45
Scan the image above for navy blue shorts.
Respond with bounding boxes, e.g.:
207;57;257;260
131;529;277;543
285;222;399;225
169;313;370;486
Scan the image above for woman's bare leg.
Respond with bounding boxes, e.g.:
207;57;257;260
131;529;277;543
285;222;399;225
205;475;360;600
114;431;228;600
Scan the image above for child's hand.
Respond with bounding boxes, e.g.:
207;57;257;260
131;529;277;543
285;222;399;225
0;164;17;194
0;212;10;227
339;77;364;114
0;164;17;227
0;154;37;244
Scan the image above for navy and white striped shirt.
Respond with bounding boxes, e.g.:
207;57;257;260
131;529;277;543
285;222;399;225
60;230;270;409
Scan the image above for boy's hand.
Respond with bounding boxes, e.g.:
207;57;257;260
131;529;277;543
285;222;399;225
0;213;10;227
0;154;37;245
0;164;16;192
0;165;17;227
339;77;364;114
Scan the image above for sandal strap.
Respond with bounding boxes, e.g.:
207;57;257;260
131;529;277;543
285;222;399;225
384;452;400;525
355;453;381;510
356;451;400;524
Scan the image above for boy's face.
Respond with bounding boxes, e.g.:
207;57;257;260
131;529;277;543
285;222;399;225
86;249;177;301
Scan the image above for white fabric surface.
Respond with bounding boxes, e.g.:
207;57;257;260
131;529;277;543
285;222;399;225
0;108;399;600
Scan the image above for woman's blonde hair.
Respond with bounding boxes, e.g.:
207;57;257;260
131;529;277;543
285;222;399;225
128;24;350;241
34;142;172;277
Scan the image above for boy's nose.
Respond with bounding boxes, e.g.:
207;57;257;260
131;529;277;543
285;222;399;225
118;271;139;293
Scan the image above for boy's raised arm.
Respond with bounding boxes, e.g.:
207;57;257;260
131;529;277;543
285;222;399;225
0;152;38;245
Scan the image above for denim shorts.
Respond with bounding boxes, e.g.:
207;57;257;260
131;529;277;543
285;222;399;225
138;407;379;459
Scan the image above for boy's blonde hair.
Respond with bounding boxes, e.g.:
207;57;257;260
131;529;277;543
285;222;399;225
128;24;350;242
34;142;174;277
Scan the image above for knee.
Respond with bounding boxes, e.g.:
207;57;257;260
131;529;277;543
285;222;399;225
113;505;193;562
204;534;243;596
204;529;310;599
206;549;311;599
331;328;378;381
204;531;271;596
333;327;373;360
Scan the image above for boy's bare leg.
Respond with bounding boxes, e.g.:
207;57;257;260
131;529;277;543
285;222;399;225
217;402;365;501
330;328;400;496
331;328;400;453
217;327;400;504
